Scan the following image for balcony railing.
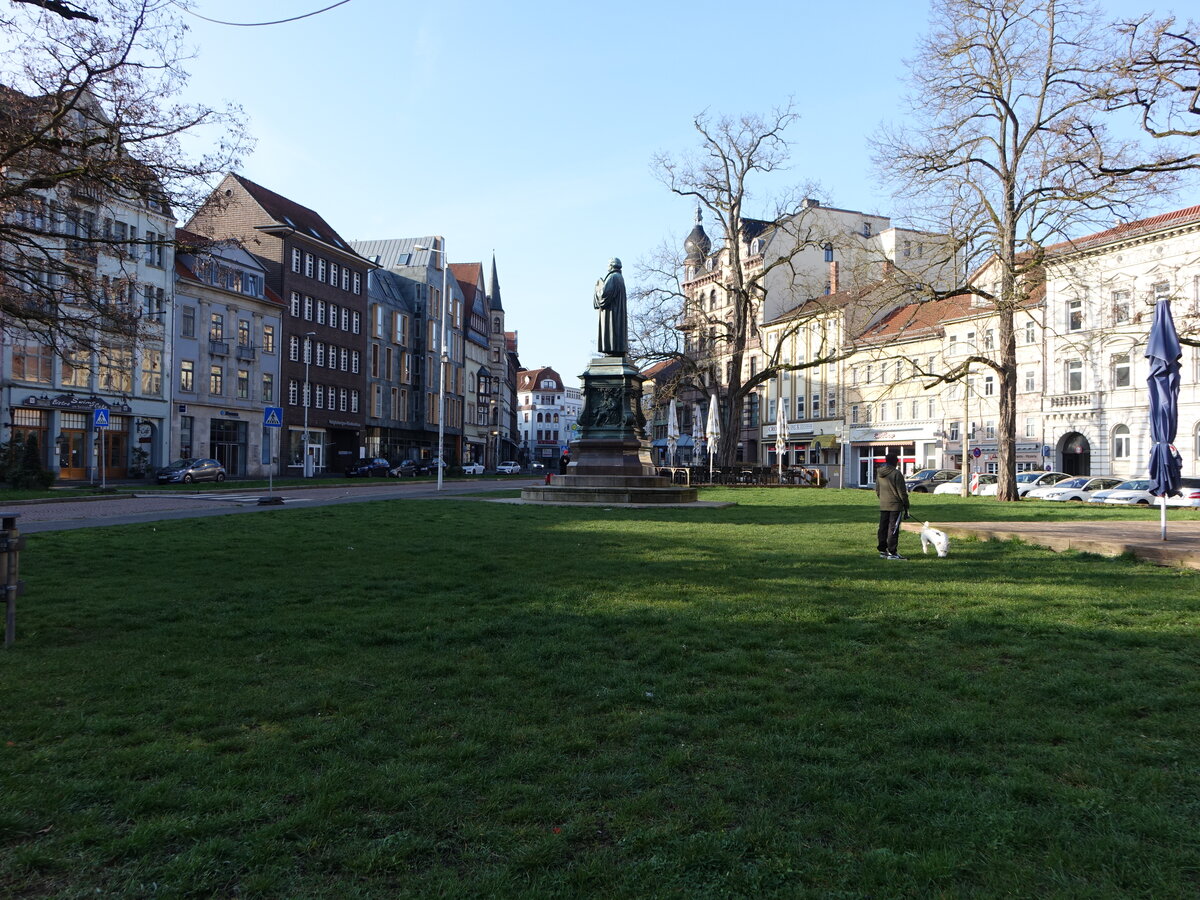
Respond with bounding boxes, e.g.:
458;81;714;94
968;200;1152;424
209;340;229;356
1049;392;1095;408
236;345;256;361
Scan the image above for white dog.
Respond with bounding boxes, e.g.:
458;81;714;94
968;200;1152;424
920;522;950;558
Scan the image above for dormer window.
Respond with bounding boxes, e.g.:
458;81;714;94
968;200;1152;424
862;222;872;237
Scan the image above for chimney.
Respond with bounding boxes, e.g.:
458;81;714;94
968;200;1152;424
803;198;820;209
829;260;839;294
882;260;895;278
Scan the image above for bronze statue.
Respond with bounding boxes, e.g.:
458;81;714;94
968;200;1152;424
594;257;627;356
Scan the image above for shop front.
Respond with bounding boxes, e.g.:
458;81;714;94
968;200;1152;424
8;392;141;481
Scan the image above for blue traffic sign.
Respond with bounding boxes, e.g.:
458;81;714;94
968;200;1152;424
971;446;982;458
263;406;284;428
93;408;110;429
1042;444;1051;457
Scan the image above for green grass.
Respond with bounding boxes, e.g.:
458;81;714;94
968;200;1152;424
2;489;1198;898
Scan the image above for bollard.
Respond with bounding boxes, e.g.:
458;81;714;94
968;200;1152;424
1;514;24;648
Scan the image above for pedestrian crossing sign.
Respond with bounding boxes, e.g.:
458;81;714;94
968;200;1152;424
93;408;110;429
263;406;284;428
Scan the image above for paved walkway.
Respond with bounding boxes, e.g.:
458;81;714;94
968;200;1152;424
904;519;1200;570
3;479;538;533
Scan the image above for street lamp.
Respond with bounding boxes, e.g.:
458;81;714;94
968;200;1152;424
415;241;449;491
303;331;316;478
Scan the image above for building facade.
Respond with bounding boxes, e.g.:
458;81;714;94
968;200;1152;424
171;233;282;476
187;174;374;475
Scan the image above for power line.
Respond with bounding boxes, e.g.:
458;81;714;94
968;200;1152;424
167;0;354;27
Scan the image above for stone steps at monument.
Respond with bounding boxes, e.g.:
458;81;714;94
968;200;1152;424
520;484;699;504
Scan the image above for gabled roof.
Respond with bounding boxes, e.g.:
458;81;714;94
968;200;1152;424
518;366;564;392
449;262;483;305
229;173;357;254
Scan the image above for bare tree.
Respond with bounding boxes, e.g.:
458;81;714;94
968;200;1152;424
0;0;248;349
874;0;1198;501
638;106;900;465
1108;14;1200;143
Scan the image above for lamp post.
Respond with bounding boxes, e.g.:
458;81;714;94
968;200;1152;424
303;331;316;477
415;241;450;491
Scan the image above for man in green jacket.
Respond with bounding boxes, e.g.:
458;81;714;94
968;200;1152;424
875;452;910;560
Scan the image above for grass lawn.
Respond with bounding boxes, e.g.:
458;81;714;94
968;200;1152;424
2;489;1198;897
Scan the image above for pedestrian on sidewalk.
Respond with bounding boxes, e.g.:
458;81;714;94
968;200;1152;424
875;452;910;560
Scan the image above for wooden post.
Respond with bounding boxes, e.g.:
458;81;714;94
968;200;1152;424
2;514;23;648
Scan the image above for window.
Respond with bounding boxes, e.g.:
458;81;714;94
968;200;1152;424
1024;370;1035;393
1153;281;1170;302
1025;319;1035;344
262;373;274;403
1113;424;1130;460
827;390;836;416
141;349;162;396
304;253;313;277
317;300;326;325
209;313;224;342
1112;290;1130;324
262;325;275;354
341;348;349;371
315;384;324;409
316;343;325;367
12;342;53;383
1112;353;1131;388
236;369;249;400
350;389;359;412
984;375;995;396
948;335;957;355
850;404;858;424
181;306;195;338
318;258;327;282
341;269;350;291
823;243;833;263
209;364;223;395
1068;298;1083;331
1025;419;1037;438
984;329;994;351
985;421;995;439
304;296;313;321
292;248;301;272
238;319;251;347
353;273;361;295
288;379;298;406
370;343;379;377
302;339;311;365
351;350;360;374
1067;359;1083;393
98;346;132;392
330;262;338;286
289;336;299;362
290;291;301;317
949;421;960;442
179;415;193;458
342;309;351;331
180;360;194;392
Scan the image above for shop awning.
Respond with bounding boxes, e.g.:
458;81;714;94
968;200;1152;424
811;434;839;449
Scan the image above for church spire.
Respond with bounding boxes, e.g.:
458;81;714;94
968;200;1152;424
487;253;504;312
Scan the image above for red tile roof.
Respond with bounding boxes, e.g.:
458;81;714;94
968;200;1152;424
230;173;359;255
1046;204;1200;254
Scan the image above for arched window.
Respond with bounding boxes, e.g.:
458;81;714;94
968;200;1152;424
1112;425;1130;460
536;412;543;423
709;290;717;310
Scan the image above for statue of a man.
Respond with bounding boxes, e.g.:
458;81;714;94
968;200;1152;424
593;257;627;356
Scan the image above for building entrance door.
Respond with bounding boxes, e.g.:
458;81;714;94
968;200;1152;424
1060;432;1091;476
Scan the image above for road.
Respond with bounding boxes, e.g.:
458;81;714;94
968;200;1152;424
5;479;538;534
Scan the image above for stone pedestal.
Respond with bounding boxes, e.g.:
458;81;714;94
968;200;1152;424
522;355;698;504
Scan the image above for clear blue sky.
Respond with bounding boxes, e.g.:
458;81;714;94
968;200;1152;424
176;0;1185;385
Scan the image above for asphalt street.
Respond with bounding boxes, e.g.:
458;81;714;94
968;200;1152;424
5;478;538;534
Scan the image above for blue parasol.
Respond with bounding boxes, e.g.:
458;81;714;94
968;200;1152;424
1145;299;1182;541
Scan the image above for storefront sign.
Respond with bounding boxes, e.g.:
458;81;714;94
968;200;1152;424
22;394;131;413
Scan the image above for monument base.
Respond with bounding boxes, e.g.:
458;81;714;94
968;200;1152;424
522;354;699;505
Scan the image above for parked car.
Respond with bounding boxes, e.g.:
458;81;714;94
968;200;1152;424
390;459;431;478
1165;476;1200;508
1102;479;1158;506
978;470;1070;497
932;473;997;496
905;469;961;493
461;462;485;475
1029;475;1124;502
496;460;522;475
345;457;391;477
156;457;226;484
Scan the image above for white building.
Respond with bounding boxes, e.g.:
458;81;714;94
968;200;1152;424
1043;205;1200;478
517;366;579;468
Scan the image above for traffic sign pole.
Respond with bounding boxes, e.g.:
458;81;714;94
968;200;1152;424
260;407;285;506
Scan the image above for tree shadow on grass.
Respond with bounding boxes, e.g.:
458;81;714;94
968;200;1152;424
4;499;1199;897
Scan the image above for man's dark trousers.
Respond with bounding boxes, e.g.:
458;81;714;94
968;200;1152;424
878;510;903;556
